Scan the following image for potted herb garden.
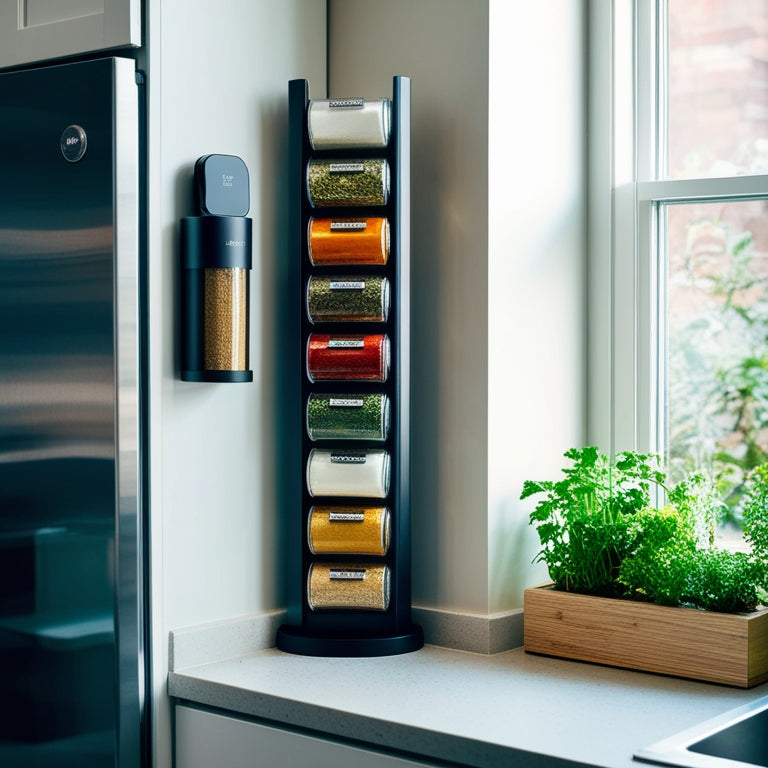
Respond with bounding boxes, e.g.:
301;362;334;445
520;446;768;687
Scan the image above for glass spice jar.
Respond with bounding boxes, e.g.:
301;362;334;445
307;505;391;556
306;448;391;498
306;275;390;324
307;562;391;612
306;392;390;441
306;157;389;208
307;217;389;266
306;333;390;382
307;97;391;150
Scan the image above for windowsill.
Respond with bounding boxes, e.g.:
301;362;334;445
168;617;767;768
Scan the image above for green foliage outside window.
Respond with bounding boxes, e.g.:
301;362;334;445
668;222;768;526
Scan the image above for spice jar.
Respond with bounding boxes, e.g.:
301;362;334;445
307;97;391;150
306;158;389;208
307;562;391;611
307;506;390;555
308;217;389;266
306;276;390;324
306;333;390;382
306;392;390;441
306;448;390;498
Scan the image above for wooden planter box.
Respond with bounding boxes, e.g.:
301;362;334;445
524;584;768;688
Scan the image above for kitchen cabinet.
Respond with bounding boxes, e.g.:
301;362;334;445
175;705;442;768
0;0;140;69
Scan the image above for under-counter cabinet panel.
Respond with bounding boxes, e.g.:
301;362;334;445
0;0;140;69
175;705;444;768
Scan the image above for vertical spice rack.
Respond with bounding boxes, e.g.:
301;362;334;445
276;77;423;656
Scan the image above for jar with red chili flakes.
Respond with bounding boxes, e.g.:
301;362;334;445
306;334;390;382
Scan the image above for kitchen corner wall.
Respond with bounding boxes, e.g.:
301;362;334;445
147;0;584;763
329;0;586;616
486;0;586;613
144;2;326;767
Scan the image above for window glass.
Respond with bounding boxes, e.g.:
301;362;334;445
665;199;768;527
667;0;768;178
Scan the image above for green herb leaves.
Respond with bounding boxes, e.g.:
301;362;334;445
521;446;664;597
521;447;768;613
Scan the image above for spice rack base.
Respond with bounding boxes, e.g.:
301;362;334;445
276;625;423;658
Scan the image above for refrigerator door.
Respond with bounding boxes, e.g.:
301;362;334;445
0;57;143;767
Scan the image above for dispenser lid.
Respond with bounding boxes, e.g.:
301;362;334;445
194;154;250;216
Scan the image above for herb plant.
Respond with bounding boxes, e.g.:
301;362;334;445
619;540;763;612
520;446;665;597
522;447;768;613
743;463;768;562
617;506;694;607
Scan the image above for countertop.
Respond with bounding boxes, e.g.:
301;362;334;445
168;639;767;768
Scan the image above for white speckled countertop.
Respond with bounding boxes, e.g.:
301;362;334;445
168;637;767;768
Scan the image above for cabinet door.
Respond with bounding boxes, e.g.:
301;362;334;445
176;705;445;768
0;0;140;69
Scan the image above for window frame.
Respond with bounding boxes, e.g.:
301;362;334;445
588;0;768;461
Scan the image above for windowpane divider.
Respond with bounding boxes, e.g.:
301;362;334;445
638;175;768;205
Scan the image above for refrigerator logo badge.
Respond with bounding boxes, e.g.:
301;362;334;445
222;174;234;187
60;125;88;163
225;240;246;247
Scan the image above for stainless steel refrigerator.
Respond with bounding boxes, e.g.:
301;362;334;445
0;56;146;767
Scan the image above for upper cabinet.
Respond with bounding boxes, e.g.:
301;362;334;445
0;0;140;69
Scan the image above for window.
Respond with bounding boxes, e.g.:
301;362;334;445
589;0;768;529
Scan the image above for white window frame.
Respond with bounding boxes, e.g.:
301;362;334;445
588;0;768;460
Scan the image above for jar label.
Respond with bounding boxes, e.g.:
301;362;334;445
329;569;366;580
330;452;367;464
329;98;364;109
330;280;365;291
329;398;364;407
330;221;367;231
329;511;366;522
328;339;365;349
329;162;364;174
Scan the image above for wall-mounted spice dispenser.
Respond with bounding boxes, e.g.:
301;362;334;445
180;154;253;382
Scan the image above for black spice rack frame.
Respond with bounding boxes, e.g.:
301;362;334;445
276;77;423;656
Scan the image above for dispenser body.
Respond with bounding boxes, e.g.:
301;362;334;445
181;214;253;382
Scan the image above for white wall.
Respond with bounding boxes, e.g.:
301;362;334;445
329;0;492;614
144;2;326;766
486;1;586;610
329;0;585;614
